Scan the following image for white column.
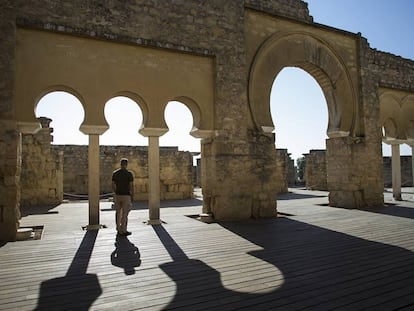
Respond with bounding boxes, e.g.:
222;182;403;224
391;143;402;201
139;127;168;225
80;124;108;229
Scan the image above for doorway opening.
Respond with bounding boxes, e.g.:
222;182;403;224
271;67;328;195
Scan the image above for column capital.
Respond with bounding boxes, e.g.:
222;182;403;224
139;127;168;137
80;124;109;135
190;128;214;139
383;138;405;145
17;121;41;134
327;130;350;138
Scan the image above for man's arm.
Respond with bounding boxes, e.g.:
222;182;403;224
129;172;134;200
129;181;134;201
112;180;117;194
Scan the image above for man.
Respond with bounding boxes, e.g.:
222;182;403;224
112;158;134;236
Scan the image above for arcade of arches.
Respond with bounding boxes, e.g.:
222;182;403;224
1;0;414;241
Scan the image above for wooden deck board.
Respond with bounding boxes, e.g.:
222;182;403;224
1;188;414;310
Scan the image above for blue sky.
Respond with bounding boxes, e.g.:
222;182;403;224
36;1;414;161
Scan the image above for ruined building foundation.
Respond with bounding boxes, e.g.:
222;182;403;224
1;0;414;241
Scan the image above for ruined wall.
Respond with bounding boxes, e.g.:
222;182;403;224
305;149;413;190
4;0;307;222
0;121;21;242
3;0;414;241
305;150;327;191
275;149;295;193
370;51;414;91
21;118;63;206
52;145;194;201
244;0;312;22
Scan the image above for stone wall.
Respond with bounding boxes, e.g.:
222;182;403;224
370;50;414;91
244;0;312;22
52;145;194;201
304;150;327;191
0;121;21;242
21;117;63;207
275;149;296;193
304;149;413;190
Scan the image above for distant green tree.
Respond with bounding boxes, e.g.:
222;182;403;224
296;156;305;181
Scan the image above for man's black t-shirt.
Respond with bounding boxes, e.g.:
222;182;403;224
112;168;133;195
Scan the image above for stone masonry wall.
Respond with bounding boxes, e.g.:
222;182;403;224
275;149;288;193
305;150;327;191
3;0;414;241
0;121;21;242
3;0;311;221
244;0;312;22
370;50;414;92
21;117;63;207
303;148;412;190
52;145;194;201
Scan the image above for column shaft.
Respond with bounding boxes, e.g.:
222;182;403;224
411;145;414;191
148;136;161;224
391;144;402;201
88;134;100;225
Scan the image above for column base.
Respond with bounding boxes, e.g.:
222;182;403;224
145;219;164;225
82;224;106;231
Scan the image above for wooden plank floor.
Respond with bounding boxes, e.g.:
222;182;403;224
1;188;414;310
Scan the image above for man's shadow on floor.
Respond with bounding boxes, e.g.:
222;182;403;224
111;235;141;275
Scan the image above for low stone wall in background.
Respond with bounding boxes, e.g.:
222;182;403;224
52;145;195;201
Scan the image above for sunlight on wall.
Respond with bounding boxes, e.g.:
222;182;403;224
270;67;328;162
35;91;87;145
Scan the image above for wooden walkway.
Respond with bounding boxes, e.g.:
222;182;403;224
1;188;414;310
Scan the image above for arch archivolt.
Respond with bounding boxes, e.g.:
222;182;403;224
248;31;358;138
15;28;215;138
